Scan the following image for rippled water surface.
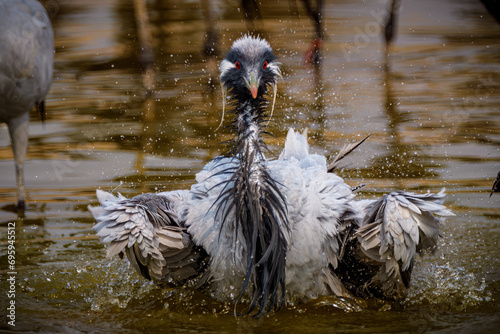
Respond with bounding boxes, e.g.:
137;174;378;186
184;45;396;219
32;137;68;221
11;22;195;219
1;0;499;332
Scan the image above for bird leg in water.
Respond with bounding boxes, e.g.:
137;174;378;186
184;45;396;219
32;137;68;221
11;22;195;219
8;114;29;209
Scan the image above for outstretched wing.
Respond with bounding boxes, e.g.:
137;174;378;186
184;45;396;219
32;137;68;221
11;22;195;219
89;190;208;287
355;189;454;299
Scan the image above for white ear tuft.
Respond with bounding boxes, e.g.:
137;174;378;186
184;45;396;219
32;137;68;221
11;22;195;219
219;59;234;78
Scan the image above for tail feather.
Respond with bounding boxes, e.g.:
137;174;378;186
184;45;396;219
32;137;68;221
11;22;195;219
89;190;208;287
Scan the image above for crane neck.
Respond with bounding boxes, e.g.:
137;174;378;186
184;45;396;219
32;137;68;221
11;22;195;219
233;97;267;161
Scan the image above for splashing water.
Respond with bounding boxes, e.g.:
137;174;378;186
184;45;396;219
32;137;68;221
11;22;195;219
405;261;491;312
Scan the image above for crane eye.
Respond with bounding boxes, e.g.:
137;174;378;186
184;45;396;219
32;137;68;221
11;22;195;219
235;61;241;69
263;61;268;69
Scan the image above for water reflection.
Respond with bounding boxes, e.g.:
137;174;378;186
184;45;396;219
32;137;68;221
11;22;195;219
306;62;328;146
368;55;439;181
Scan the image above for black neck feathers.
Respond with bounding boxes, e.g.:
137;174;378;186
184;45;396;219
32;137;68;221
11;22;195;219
215;88;289;316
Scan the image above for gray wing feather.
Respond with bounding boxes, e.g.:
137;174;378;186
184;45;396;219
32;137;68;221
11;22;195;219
357;189;454;298
89;189;208;286
327;135;370;172
321;270;351;297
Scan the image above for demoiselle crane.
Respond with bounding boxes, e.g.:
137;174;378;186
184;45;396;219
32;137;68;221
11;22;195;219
0;0;54;209
90;36;454;316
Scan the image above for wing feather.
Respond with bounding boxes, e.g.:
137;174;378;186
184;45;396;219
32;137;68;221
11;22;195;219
89;189;208;286
356;189;454;299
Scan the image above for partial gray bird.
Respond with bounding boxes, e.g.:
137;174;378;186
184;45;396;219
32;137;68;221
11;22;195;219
491;171;500;197
89;36;454;316
0;0;54;209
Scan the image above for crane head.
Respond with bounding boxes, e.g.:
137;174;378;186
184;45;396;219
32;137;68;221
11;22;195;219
220;36;280;103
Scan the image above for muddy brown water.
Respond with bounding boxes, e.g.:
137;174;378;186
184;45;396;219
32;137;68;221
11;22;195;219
1;0;499;332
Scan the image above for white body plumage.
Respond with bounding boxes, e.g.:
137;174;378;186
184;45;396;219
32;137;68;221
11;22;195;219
184;129;360;302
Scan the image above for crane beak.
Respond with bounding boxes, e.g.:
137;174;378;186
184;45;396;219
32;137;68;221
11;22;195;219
245;72;260;99
250;84;258;99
